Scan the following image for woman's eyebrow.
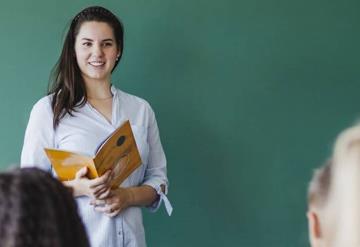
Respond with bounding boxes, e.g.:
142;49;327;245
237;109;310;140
80;38;114;42
102;39;114;42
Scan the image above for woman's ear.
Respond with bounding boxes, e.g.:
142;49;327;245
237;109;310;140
307;210;322;247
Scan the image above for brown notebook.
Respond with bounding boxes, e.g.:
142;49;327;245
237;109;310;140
44;120;142;188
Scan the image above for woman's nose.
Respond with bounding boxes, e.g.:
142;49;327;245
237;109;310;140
92;44;104;57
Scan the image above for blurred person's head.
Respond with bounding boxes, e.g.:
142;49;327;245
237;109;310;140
0;168;89;247
307;159;332;247
307;125;360;247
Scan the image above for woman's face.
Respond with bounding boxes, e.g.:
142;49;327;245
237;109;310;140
74;21;120;83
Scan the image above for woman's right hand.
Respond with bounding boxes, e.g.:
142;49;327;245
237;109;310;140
64;167;113;199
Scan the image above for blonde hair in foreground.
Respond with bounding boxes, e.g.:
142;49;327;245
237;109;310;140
308;125;360;247
329;125;360;247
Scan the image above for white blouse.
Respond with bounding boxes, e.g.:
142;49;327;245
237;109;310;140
21;85;172;247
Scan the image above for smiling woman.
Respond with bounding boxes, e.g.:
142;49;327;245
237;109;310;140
75;21;120;85
74;21;121;122
20;6;172;247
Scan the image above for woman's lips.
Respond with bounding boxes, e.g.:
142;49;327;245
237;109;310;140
89;61;105;67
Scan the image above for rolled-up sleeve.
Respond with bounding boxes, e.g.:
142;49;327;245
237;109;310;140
141;106;173;216
21;97;54;172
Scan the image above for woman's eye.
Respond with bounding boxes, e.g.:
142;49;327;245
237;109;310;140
83;42;92;47
103;42;113;47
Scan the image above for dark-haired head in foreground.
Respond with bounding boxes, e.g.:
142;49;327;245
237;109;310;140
0;168;89;247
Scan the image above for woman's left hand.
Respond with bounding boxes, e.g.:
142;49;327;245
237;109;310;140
90;188;134;217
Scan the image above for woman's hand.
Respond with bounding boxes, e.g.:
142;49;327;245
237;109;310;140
90;187;134;217
89;185;159;217
64;167;113;199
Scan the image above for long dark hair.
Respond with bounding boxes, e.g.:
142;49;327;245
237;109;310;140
48;6;124;128
0;168;89;247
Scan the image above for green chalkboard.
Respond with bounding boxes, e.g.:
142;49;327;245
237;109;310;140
1;0;360;246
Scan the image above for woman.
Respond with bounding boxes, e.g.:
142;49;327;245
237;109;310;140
21;6;172;247
0;168;89;247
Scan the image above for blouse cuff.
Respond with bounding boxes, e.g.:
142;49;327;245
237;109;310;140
143;182;173;216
